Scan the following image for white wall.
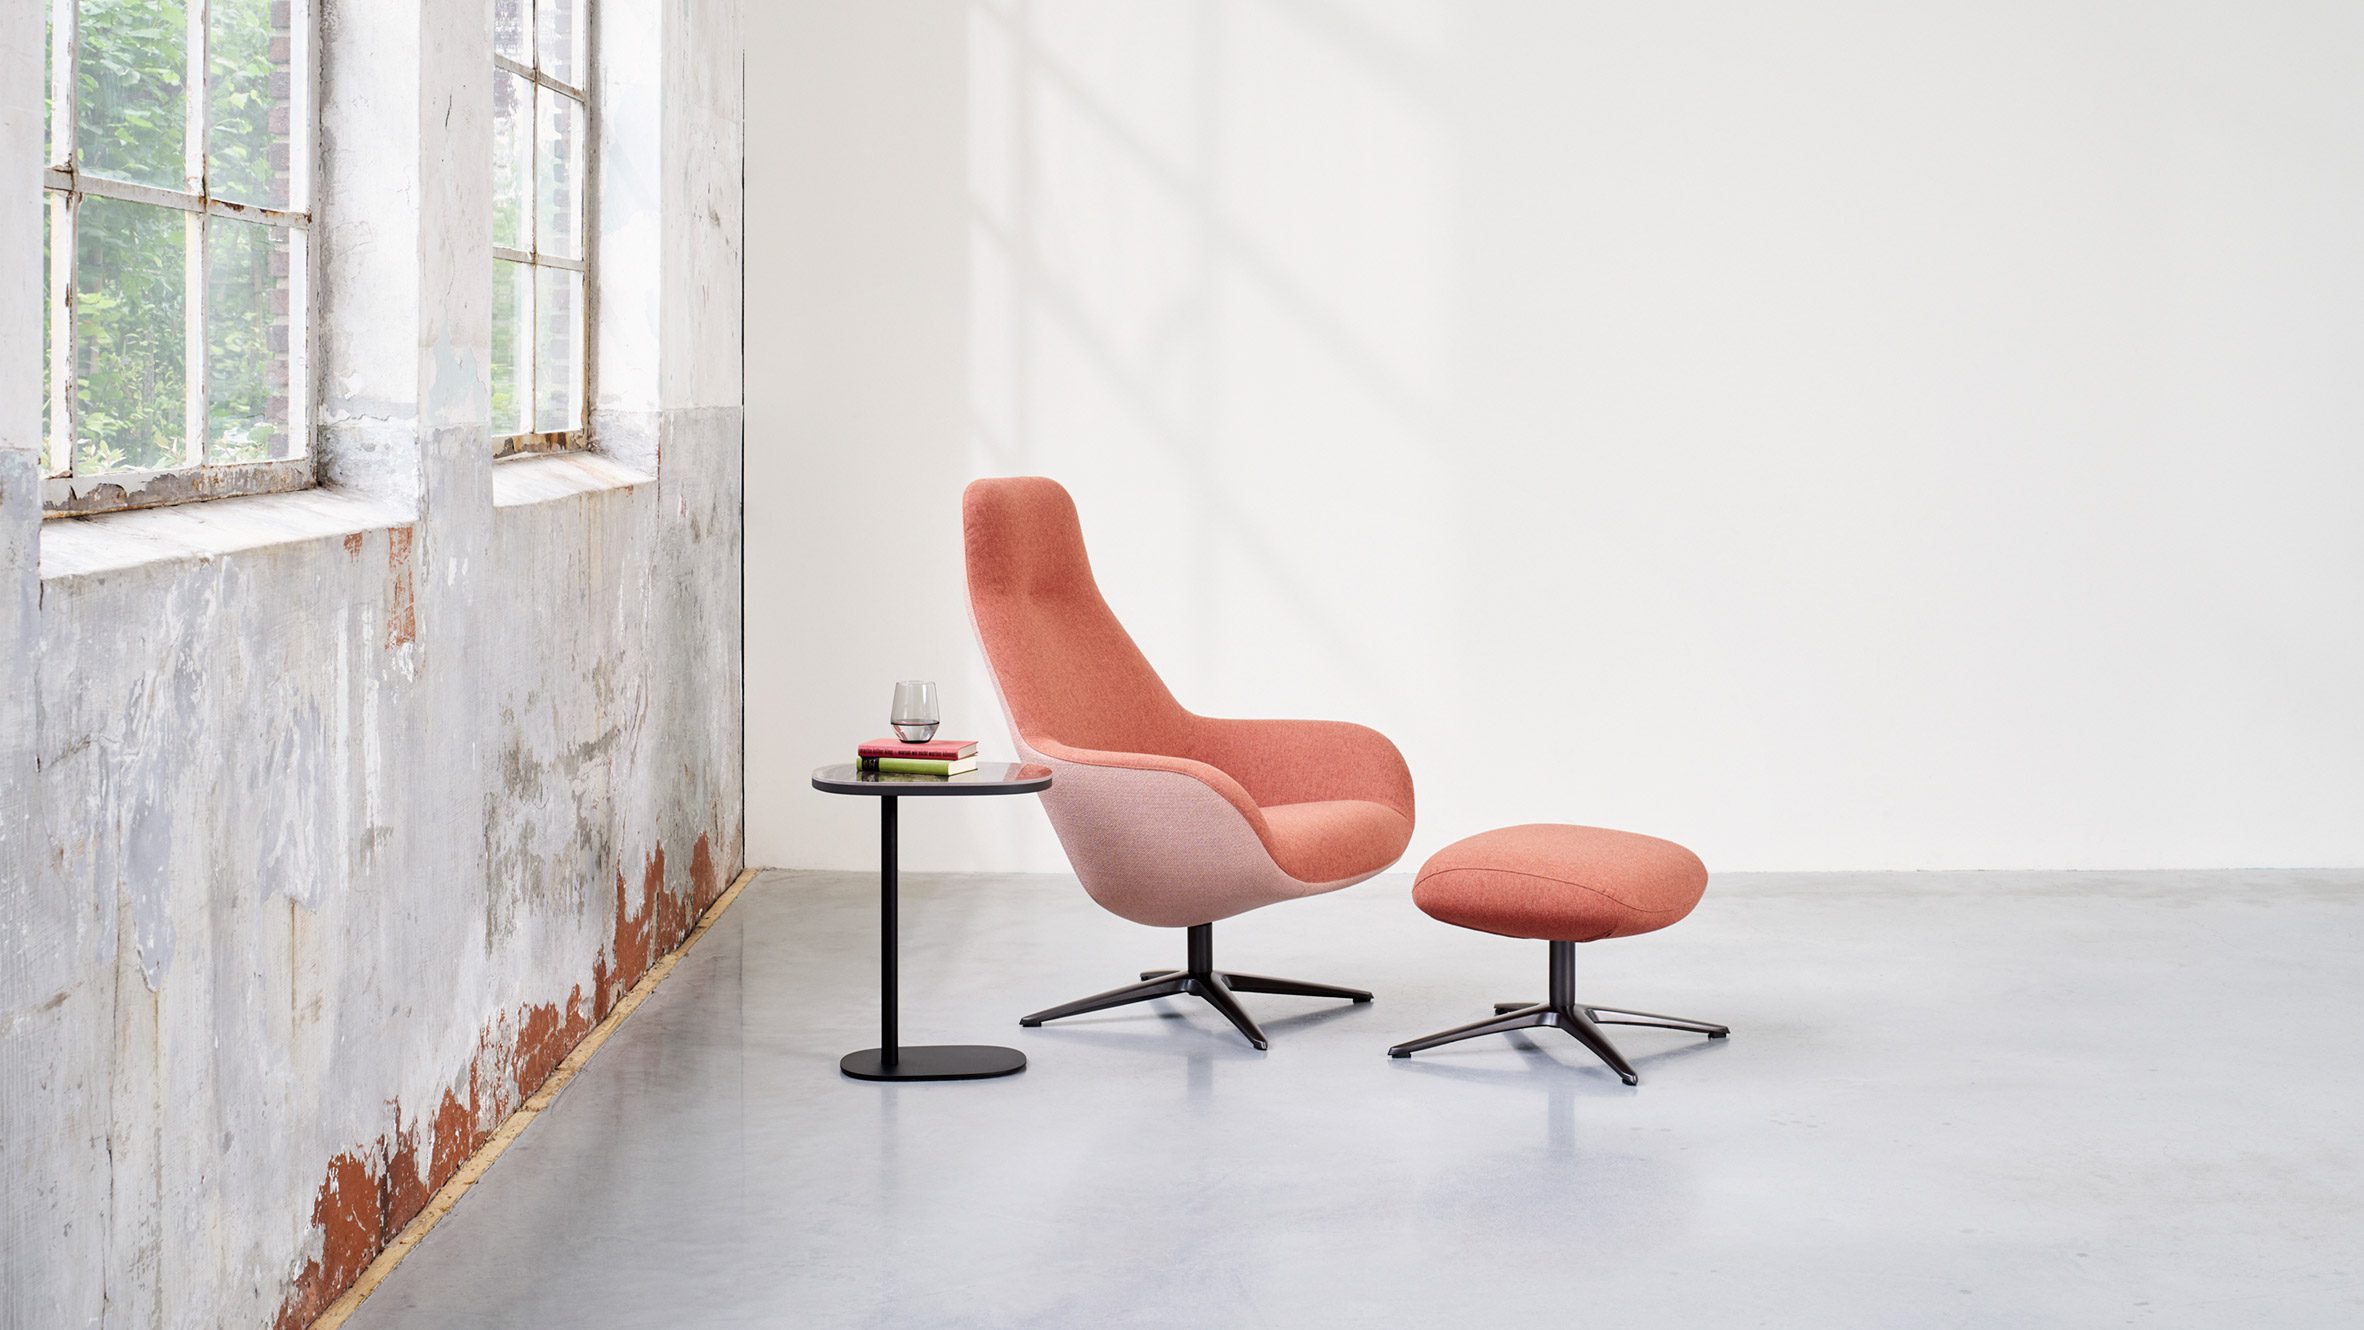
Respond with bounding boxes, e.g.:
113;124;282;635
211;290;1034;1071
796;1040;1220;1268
748;1;2364;875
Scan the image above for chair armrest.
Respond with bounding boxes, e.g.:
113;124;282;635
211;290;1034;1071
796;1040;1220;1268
1182;717;1415;822
1026;736;1270;831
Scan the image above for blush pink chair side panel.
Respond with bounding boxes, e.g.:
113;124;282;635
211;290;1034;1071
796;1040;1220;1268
968;594;1389;927
1015;737;1399;927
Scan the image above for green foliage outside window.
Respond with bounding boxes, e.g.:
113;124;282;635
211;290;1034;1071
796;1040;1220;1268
44;0;299;478
490;0;589;448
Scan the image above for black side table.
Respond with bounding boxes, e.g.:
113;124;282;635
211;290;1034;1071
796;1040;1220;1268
812;761;1053;1081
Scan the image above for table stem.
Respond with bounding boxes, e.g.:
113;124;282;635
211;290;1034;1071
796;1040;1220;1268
881;795;898;1066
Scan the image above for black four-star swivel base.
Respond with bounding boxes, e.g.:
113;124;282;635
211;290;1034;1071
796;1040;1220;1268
1386;940;1727;1085
1018;922;1370;1050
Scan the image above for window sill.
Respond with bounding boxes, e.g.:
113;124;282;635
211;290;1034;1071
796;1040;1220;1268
491;450;653;509
43;455;316;518
39;485;414;583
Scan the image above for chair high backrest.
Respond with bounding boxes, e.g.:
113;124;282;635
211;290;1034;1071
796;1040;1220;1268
963;477;1189;758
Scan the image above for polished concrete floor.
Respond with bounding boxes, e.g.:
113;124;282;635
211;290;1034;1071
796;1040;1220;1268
349;868;2364;1329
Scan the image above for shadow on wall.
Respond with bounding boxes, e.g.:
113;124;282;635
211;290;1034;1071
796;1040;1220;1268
952;0;2364;873
960;0;1752;863
965;0;1471;746
751;1;2364;870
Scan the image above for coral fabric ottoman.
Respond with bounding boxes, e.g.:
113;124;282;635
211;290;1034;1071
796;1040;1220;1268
1387;824;1727;1085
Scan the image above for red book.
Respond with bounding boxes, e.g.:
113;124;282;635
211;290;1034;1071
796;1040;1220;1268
857;738;979;760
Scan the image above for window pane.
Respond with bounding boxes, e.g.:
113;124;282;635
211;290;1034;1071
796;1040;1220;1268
78;0;192;189
208;0;299;209
43;198;59;473
74;195;188;474
533;266;581;433
536;88;584;262
492;258;531;435
45;0;58;164
206;217;301;463
536;0;585;88
494;0;530;65
493;71;532;251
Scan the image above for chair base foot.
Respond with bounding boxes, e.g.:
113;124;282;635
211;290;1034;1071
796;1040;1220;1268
1491;1000;1727;1039
1394;942;1725;1085
1147;968;1371;1002
1388;1003;1647;1084
1023;924;1366;1050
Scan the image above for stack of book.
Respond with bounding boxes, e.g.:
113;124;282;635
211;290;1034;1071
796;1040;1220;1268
856;737;979;777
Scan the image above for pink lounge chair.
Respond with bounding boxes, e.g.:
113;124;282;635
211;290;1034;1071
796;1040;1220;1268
964;477;1415;1049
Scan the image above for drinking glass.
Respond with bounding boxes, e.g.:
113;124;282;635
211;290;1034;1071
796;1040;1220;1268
890;681;940;742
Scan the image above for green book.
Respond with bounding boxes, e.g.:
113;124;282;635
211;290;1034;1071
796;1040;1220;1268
858;755;978;776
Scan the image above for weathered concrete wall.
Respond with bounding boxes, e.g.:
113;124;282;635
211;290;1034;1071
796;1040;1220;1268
0;3;745;1328
2;0;75;1323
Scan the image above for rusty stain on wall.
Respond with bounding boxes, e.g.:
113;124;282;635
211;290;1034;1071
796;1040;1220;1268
383;528;417;650
691;832;720;911
273;1154;378;1330
272;836;714;1330
594;848;672;1020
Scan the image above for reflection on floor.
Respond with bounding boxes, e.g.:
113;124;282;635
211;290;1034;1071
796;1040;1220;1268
348;867;2364;1329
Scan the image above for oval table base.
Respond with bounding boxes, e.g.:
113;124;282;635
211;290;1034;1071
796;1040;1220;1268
839;1045;1028;1082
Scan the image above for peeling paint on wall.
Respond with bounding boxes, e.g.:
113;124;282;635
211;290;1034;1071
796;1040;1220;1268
276;1153;379;1330
691;831;721;912
271;835;721;1330
268;982;599;1330
383;526;418;650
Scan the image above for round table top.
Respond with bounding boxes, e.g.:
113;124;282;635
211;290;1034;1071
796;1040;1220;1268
811;762;1052;797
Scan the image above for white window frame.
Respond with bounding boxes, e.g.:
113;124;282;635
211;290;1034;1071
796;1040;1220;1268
493;3;592;460
41;0;317;517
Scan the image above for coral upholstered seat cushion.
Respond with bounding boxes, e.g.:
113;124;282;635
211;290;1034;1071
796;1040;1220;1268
1259;799;1412;884
1413;824;1707;943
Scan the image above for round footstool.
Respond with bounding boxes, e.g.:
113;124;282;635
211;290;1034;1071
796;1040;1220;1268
1387;824;1727;1085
